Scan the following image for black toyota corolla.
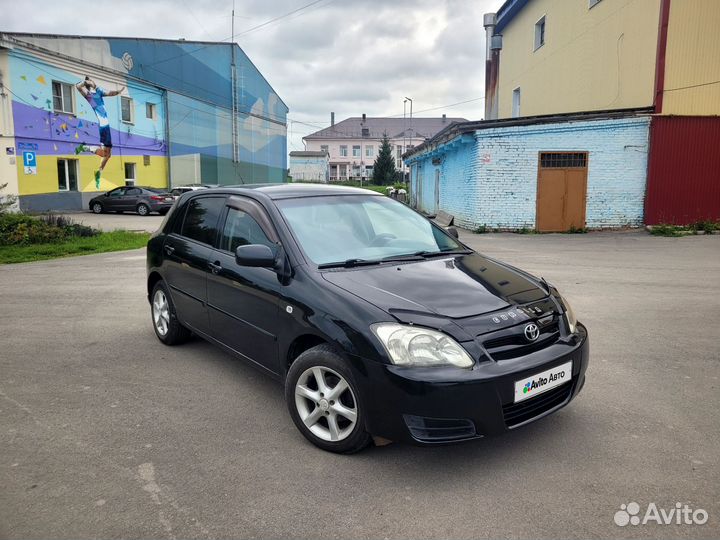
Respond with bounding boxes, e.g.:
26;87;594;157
146;184;589;453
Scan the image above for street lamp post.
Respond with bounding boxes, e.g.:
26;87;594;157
404;97;412;183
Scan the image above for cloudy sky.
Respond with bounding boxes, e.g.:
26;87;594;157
1;0;504;151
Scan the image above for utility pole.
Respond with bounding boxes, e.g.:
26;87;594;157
230;0;239;168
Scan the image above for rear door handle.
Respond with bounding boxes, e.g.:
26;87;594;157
164;245;175;255
208;261;222;274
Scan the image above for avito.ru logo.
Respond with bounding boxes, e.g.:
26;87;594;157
614;502;708;527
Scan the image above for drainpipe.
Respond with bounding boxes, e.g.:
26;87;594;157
653;0;671;113
483;13;501;120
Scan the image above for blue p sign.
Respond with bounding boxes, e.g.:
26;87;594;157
22;151;36;167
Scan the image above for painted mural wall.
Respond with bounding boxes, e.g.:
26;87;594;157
408;117;651;229
105;38;288;184
2;33;288;210
6;47;167;211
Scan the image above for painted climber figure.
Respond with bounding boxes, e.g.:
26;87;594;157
74;76;125;188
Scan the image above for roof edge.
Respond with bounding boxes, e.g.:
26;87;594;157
403;106;655;159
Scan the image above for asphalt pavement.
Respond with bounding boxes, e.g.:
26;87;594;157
1;229;718;539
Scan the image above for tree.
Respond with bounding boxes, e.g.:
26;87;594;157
372;133;398;185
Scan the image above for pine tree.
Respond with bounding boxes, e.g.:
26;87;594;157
372;134;397;185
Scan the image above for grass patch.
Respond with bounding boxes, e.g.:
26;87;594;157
650;224;688;237
473;225;489;234
567;225;588;234
0;230;150;264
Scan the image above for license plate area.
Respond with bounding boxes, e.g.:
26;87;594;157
514;360;572;403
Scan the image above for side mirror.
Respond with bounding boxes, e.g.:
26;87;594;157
446;226;459;239
235;244;276;268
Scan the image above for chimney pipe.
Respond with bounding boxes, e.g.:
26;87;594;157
442;113;446;122
330;112;335;126
362;113;366;123
483;12;501;120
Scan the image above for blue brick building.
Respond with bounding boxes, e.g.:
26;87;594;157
404;110;651;231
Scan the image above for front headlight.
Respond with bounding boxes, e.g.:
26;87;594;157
560;294;577;334
371;323;474;368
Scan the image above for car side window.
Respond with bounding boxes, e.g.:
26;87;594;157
220;208;275;253
180;197;225;246
126;188;141;196
108;188;125;197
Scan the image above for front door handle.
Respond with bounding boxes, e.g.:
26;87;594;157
164;244;175;255
208;261;222;274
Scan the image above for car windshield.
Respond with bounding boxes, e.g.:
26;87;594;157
276;194;464;266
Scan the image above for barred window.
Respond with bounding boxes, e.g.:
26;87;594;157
539;152;587;168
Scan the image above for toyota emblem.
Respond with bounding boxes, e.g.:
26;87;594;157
524;323;540;342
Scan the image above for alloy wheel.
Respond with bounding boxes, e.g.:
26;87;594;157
152;289;170;336
294;366;358;442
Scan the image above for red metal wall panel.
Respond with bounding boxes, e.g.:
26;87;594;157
645;116;720;225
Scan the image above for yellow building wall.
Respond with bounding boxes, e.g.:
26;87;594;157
497;0;661;119
662;0;720;115
17;155;169;195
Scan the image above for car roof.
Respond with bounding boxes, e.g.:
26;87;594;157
217;183;383;200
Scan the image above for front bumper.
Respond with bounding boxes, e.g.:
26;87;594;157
352;323;589;445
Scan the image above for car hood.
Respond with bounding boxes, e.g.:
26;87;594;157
321;253;548;322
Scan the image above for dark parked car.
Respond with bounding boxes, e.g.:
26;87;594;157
89;186;174;216
146;184;589;453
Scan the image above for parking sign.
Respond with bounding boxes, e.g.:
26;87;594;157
23;151;37;175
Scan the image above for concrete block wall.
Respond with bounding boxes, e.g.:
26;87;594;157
411;116;651;230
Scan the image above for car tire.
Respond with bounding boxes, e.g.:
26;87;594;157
150;280;191;345
285;344;371;454
91;202;103;214
137;203;150;216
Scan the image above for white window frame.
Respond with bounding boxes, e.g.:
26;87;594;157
339;145;348;157
121;96;134;124
145;102;156;120
52;81;74;114
512;87;521;118
534;15;546;51
589;0;602;8
365;145;374;157
320;144;329;155
57;158;78;191
352;145;361;158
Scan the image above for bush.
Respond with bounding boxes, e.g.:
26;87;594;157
649;224;684;237
39;213;99;238
689;220;720;234
0;213;99;246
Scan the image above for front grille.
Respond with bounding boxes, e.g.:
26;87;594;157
483;318;560;360
403;415;477;442
502;382;572;427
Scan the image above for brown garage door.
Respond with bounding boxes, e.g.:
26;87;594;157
536;152;588;232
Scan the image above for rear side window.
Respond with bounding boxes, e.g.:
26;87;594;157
180;197;225;246
220;208;275;252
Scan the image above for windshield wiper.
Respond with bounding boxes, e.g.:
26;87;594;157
317;258;382;269
378;249;473;263
414;249;473;258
